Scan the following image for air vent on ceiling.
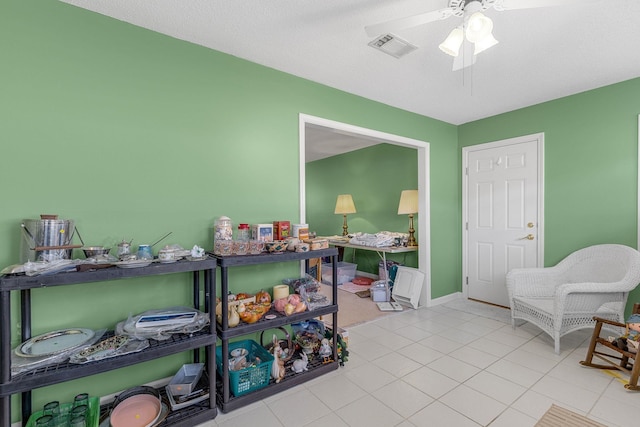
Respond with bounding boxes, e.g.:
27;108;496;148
368;34;418;59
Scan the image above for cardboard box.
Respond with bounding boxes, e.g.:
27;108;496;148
309;238;328;250
251;224;273;242
273;221;291;240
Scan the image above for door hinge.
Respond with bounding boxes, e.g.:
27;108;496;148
466;276;468;285
465;222;468;230
465;167;468;175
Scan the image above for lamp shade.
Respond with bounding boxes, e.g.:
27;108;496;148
335;194;356;214
439;27;464;57
397;190;418;215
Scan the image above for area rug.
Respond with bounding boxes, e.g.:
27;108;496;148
338;281;371;294
318;283;391;328
535;404;606;427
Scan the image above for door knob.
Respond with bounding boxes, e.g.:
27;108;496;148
519;234;535;240
527;222;535;228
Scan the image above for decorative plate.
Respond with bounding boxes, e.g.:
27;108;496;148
15;328;95;358
73;335;130;361
107;395;165;427
115;260;153;269
99;403;168;427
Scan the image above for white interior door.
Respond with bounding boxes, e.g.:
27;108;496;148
463;134;544;307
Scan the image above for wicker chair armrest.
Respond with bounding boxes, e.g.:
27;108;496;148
555;280;636;296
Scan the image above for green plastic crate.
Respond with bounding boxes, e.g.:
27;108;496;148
26;396;99;427
216;339;274;397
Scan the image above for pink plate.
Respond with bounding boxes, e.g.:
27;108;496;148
110;394;161;427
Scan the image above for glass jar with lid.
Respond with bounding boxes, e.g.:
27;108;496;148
214;216;233;241
237;223;250;242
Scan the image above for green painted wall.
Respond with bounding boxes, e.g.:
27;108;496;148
306;144;419;273
458;78;640;313
4;1;640;422
2;1;458;421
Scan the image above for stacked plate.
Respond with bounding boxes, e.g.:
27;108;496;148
100;387;168;427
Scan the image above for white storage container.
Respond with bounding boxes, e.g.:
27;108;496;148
370;280;390;302
321;261;357;285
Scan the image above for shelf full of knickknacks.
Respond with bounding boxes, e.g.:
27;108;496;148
213;247;342;413
0;256;218;427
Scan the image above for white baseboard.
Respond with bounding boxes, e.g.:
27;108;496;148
355;270;378;279
429;291;463;307
98;376;172;405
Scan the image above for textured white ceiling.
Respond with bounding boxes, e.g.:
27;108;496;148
58;0;640;126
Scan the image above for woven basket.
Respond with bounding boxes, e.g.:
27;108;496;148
260;327;294;363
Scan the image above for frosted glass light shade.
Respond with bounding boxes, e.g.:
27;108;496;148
439;27;464;57
335;194;356;214
474;33;499;55
465;12;493;43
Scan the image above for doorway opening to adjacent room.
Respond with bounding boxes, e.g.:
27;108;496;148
298;114;431;325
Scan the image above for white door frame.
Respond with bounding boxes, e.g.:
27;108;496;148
462;133;545;300
299;114;432;307
637;115;640;249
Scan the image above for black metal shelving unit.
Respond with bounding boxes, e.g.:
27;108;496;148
0;257;218;427
214;248;339;413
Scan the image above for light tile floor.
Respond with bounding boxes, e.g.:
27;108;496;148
198;298;640;427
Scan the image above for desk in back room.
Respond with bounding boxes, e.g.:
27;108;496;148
325;238;417;280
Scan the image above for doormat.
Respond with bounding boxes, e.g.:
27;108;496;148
535;404;606;427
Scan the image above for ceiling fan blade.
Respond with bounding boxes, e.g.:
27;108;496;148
365;8;453;37
497;0;598;10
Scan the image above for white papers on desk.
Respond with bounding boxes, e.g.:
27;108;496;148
349;232;398;248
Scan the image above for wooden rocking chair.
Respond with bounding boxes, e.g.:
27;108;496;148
580;303;640;390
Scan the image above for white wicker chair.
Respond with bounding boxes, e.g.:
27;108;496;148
506;244;640;354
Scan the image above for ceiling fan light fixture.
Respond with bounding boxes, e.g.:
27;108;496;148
465;11;493;43
439;27;464;57
473;32;498;55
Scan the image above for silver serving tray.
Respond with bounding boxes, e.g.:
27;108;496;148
15;328;95;358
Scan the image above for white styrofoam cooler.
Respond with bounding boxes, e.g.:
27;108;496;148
321;261;357;285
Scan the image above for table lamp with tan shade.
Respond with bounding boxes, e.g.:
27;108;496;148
398;189;418;247
334;194;356;236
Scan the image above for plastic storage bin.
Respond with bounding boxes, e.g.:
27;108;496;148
321;261;357;285
370;280;390;302
216;340;273;397
167;363;204;396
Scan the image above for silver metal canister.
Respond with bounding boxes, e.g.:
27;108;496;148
20;216;76;263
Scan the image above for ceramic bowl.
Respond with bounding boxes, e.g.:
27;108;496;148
265;241;287;253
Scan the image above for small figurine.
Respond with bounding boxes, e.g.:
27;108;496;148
271;346;286;383
318;338;333;363
191;245;205;258
291;352;308;373
612;313;640;353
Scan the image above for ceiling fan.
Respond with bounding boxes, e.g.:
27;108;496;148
365;0;597;70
